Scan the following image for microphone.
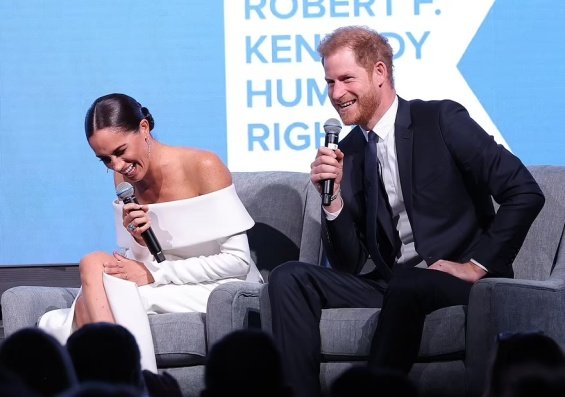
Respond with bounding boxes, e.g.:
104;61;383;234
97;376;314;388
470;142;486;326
321;118;342;206
116;182;166;263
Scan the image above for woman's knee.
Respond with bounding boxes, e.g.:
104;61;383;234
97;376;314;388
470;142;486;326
78;251;111;283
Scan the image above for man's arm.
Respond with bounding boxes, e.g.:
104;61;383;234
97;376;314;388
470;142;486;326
312;146;370;274
439;101;545;276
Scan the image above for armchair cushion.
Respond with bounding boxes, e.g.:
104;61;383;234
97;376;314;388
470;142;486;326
150;312;206;367
319;305;466;361
1;286;80;337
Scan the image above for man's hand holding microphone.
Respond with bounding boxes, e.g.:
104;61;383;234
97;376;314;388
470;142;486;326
311;118;344;212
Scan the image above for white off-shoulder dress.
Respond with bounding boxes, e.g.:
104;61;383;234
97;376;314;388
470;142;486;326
39;184;263;371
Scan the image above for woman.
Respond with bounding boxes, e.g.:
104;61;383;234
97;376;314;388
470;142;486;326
40;93;262;369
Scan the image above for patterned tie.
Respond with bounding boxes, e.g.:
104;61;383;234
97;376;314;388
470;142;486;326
365;131;402;271
365;131;380;245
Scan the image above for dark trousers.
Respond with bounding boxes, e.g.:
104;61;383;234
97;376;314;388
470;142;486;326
268;262;473;397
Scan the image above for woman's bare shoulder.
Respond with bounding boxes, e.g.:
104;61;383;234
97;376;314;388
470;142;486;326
178;147;232;194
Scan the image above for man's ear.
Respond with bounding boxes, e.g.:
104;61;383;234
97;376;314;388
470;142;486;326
373;61;387;87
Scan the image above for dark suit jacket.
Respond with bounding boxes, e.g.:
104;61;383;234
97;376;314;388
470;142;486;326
322;97;545;281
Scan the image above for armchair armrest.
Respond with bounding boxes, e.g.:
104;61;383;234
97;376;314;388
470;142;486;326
465;276;565;397
205;281;266;346
1;286;79;337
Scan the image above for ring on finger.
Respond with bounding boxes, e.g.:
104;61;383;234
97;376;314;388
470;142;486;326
127;223;136;232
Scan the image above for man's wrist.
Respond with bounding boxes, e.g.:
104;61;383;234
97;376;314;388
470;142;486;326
323;195;344;220
320;184;340;201
329;187;341;202
470;258;488;273
467;260;487;281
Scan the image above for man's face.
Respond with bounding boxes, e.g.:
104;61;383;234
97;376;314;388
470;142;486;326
323;47;381;130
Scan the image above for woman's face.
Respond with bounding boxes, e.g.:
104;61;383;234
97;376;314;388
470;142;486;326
88;122;150;182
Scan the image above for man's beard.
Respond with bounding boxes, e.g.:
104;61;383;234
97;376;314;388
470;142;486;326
338;88;379;128
355;88;379;128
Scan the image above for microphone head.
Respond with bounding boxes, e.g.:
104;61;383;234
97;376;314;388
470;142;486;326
116;182;134;201
323;118;342;135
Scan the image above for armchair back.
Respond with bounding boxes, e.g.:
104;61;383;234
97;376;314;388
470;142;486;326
233;171;322;278
513;166;565;280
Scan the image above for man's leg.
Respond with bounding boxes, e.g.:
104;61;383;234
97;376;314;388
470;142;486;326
369;267;473;372
269;261;385;397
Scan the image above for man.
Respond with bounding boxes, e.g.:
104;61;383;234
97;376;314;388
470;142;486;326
268;26;545;397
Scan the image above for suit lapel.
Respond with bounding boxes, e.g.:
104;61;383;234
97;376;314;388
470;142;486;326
342;126;367;203
395;98;414;221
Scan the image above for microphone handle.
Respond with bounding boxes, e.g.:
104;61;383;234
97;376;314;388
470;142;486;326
322;179;334;206
122;197;166;263
322;131;339;206
140;228;166;263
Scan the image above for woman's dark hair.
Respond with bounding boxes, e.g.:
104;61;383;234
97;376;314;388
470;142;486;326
84;93;155;139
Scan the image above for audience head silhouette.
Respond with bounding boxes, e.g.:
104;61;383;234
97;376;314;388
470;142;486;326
330;365;418;397
0;327;77;396
201;329;292;397
497;363;565;397
141;370;183;397
486;332;565;397
59;381;142;397
65;323;143;391
0;367;42;397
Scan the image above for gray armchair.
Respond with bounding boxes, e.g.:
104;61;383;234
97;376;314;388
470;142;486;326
258;165;565;397
3;167;563;397
1;171;323;397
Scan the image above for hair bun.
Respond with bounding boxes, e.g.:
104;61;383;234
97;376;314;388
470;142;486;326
140;106;155;131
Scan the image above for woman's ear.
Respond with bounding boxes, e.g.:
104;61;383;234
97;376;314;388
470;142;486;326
139;118;150;138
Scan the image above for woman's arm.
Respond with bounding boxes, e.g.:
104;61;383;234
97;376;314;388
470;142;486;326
145;232;253;285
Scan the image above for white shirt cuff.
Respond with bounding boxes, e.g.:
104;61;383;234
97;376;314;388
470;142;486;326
323;200;343;220
470;258;488;272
